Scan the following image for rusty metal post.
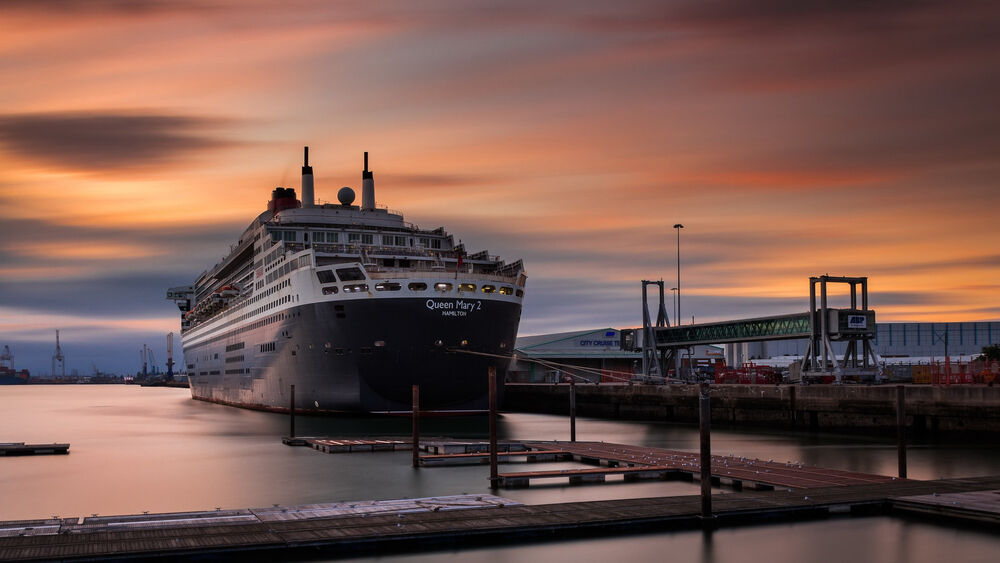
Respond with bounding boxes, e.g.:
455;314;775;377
699;383;712;517
489;365;499;489
289;384;296;438
897;385;907;479
569;378;577;442
412;385;420;469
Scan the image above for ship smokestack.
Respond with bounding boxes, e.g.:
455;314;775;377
361;151;375;211
301;146;315;208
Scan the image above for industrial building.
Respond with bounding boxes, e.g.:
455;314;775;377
728;321;1000;366
511;328;723;383
511;322;999;383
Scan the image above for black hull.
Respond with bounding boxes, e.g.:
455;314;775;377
0;376;29;385
183;297;520;413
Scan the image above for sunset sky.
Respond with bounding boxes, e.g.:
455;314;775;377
1;0;998;375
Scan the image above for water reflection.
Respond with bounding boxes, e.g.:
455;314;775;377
350;517;1000;563
1;385;999;562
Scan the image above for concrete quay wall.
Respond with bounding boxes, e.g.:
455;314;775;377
503;383;1000;436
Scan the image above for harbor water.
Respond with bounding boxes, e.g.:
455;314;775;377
1;385;999;561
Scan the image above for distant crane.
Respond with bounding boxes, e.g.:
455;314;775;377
1;345;13;370
140;345;148;378
52;330;66;378
166;332;175;381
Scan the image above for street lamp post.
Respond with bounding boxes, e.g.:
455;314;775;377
673;224;685;380
673;224;684;326
670;287;678;326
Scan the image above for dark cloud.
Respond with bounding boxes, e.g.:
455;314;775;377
0;0;218;15
379;173;501;189
0;272;182;318
0;111;235;172
519;276;808;335
868;255;1000;276
869;291;963;307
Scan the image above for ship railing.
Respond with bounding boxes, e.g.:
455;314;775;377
367;270;518;283
311;244;503;264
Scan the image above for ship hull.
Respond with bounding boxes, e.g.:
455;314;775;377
183;297;521;413
0;373;30;385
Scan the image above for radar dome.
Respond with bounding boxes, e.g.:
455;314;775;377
337;187;356;206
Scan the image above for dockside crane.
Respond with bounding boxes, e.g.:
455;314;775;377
52;330;66;377
1;345;13;370
166;332;175;381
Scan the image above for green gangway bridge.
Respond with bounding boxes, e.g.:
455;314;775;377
652;312;812;347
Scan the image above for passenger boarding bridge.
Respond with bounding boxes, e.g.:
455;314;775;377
624;276;879;383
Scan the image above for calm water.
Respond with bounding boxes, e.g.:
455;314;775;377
2;385;999;561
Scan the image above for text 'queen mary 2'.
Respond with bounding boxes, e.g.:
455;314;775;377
167;148;525;413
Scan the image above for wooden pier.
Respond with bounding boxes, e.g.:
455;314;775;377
2;477;999;561
0;443;69;456
420;450;569;466
284;437;901;491
502;441;901;490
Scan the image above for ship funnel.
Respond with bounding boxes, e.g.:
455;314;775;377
301;146;315;208
361;151;375;211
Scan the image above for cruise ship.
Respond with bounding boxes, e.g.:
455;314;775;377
167;149;525;413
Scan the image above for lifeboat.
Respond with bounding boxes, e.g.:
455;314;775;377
219;285;240;299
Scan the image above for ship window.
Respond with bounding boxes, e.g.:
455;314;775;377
458;283;476;292
375;282;401;291
408;282;427;291
419;237;430;247
382;234;394;245
434;282;453;292
516;289;524;297
431;239;442;249
344;283;369;293
395;236;407;246
336;267;365;281
499;286;514;295
348;233;360;243
481;285;496;293
271;231;281;242
283;231;297;241
322;286;338;295
361;234;373;244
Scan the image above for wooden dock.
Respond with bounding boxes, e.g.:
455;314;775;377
508;441;900;490
0;443;69;456
286;437;902;491
420;450;570;466
281;437;412;453
892;489;1000;525
2;477;999;561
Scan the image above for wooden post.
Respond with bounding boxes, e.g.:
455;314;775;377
569;378;577;442
789;384;797;426
897;385;907;479
489;365;499;489
412;385;420;469
699;382;712;517
289;384;296;438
